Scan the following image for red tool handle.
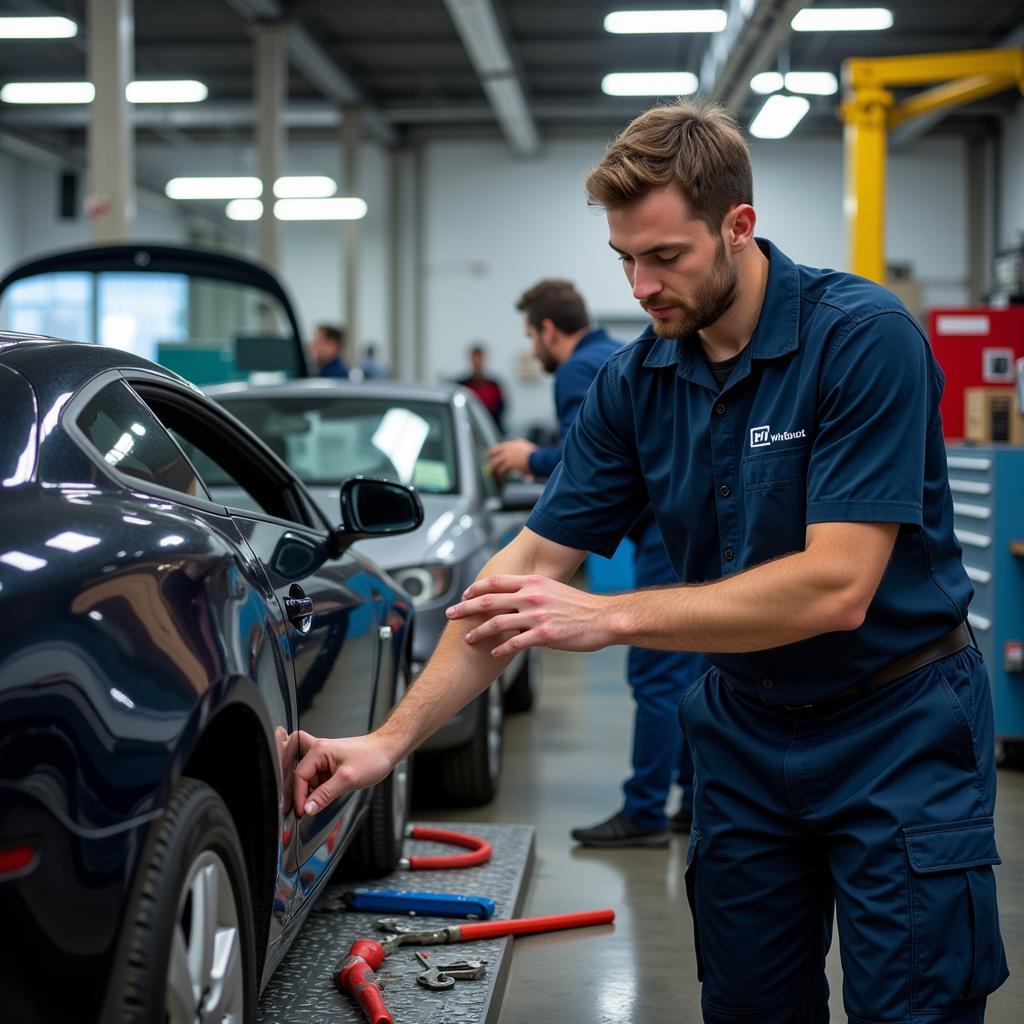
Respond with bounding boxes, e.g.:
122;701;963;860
334;939;391;1024
455;908;615;941
405;825;493;870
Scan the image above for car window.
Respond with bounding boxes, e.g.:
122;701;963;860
0;268;302;385
215;394;460;495
76;380;208;498
465;396;501;499
129;384;307;526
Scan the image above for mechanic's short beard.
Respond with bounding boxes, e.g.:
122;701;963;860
536;343;559;374
649;238;739;341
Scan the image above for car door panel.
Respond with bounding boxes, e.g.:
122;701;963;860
229;516;381;893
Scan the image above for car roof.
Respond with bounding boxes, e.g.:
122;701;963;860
206;377;463;405
0;333;196;396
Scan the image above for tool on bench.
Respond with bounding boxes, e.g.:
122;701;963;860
413;951;487;990
317;887;496;919
333;908;616;1024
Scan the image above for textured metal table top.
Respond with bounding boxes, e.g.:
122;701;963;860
258;822;535;1024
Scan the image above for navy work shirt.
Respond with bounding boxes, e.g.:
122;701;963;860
528;327;621;478
526;240;971;705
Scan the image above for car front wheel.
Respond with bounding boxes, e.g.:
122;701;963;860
110;778;256;1024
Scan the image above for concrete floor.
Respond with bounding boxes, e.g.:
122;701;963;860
422;646;1024;1024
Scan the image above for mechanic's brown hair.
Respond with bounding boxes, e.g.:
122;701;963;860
585;101;753;231
515;279;590;334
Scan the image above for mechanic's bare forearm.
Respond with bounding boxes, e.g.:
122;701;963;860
608;524;898;653
376;531;583;760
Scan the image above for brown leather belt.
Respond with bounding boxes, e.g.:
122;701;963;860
725;622;973;712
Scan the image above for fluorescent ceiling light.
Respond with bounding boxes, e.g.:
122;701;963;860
750;94;810;138
0;16;77;38
792;7;892;32
166;176;262;200
602;72;699;96
604;9;728;33
226;199;263;221
274;175;337;198
126;79;208;104
274;198;368;221
784;71;838;96
750;71;784;94
0;81;94;104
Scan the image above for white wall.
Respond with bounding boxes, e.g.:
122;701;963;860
0;151;20;277
999;98;1024;251
420;133;971;429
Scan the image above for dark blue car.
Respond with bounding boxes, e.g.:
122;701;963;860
0;335;422;1023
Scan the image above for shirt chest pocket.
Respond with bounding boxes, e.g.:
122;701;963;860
741;446;810;559
742;444;810;494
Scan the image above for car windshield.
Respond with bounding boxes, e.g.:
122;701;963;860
0;270;303;384
217;394;460;495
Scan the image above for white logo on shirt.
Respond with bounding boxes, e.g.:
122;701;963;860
749;424;807;448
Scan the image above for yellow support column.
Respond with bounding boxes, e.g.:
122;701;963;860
842;87;891;283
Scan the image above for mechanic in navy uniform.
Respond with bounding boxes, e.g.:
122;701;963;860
489;277;708;846
310;324;349;378
294;102;1008;1022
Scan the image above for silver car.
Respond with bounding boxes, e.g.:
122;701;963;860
205;377;540;805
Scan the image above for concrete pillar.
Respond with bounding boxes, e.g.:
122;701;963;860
342;106;362;350
967;136;987;304
253;23;289;268
87;0;134;241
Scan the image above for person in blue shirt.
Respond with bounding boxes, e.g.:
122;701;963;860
310;324;349;378
490;278;707;846
291;102;1007;1021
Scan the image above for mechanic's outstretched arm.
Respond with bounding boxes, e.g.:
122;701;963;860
293;527;585;817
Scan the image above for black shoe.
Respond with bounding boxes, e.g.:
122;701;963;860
570;811;670;848
670;807;693;833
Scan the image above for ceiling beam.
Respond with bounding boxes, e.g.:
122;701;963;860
701;0;805;112
222;0;397;145
440;0;539;155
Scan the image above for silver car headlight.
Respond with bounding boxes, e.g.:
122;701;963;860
392;563;454;606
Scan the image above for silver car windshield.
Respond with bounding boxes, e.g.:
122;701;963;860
218;395;460;495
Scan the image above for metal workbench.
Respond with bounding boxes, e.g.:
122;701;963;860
258;822;534;1024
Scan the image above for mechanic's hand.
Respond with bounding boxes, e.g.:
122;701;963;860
488;438;537;476
446;574;616;657
293;731;395;818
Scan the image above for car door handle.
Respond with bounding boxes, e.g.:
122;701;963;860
285;593;314;632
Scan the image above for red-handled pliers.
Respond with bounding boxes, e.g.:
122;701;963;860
333;908;616;1024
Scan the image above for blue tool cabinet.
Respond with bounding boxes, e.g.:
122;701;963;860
946;445;1024;746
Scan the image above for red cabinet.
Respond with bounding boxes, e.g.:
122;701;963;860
928;307;1024;439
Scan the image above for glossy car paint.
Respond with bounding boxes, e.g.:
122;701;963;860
0;336;413;1022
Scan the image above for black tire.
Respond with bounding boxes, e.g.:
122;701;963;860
436;680;504;806
108;777;257;1024
503;648;539;713
339;666;413;878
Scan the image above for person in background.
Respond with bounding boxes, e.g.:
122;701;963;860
490;278;707;846
359;344;387;380
311;324;349;378
457;344;506;432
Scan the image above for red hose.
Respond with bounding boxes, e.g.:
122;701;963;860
456;908;615;942
404;825;493;870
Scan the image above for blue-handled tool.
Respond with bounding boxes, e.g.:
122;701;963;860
343;888;495;919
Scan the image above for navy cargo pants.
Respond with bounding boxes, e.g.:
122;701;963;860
680;645;1008;1023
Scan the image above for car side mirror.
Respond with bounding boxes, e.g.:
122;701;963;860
497;480;544;512
338;477;424;539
